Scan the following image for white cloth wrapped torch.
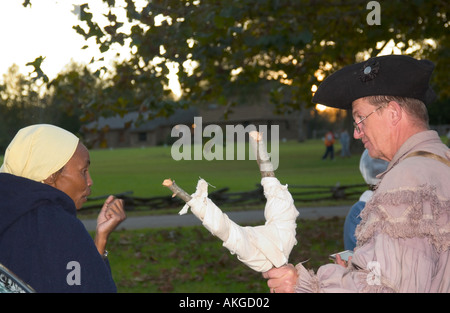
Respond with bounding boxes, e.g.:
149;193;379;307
163;131;299;272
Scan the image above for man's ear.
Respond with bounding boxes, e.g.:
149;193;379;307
387;101;402;126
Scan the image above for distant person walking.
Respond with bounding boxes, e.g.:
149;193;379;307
322;130;335;160
339;129;351;158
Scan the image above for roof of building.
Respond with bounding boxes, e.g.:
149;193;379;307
86;107;199;132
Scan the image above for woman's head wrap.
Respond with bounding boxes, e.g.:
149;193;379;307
0;124;79;182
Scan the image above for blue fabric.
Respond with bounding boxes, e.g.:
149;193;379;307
0;173;116;293
343;201;365;251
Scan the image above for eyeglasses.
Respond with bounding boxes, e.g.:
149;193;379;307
353;105;386;134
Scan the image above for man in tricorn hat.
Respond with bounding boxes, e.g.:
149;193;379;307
263;55;450;293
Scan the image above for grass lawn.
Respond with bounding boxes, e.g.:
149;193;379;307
86;139;364;199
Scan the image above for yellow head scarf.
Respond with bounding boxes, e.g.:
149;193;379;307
0;124;79;182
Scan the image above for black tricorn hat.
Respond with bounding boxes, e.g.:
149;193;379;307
312;55;436;110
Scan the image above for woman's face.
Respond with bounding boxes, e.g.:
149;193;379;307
46;143;93;210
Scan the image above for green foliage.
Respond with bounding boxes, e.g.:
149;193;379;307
22;0;31;8
2;0;449;146
47;63;104;124
72;0;448;116
0;64;83;150
25;56;48;83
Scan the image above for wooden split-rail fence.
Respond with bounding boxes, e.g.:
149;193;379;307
81;183;368;212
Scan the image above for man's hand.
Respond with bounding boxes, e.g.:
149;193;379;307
262;264;297;293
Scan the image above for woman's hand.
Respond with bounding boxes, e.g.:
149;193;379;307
94;195;126;255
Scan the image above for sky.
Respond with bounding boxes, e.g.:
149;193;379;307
0;0;130;82
0;0;182;95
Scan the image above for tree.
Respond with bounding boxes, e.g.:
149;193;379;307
18;0;448;128
0;64;46;149
0;63;85;150
69;0;448;123
47;62;103;128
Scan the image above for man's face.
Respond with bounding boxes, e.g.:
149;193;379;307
352;98;390;161
49;143;93;210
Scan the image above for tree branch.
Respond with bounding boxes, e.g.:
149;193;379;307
162;179;192;203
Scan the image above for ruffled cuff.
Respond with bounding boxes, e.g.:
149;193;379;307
293;261;397;293
293;263;321;293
